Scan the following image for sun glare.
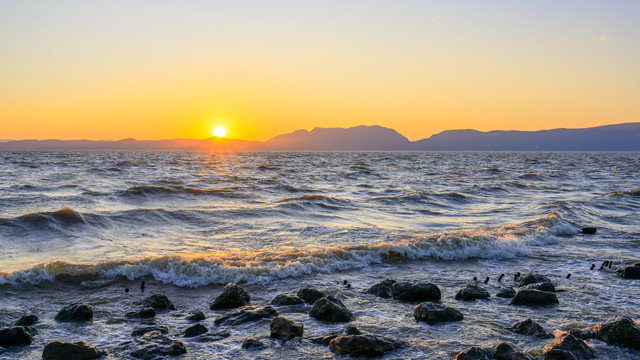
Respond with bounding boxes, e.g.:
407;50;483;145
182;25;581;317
212;126;228;138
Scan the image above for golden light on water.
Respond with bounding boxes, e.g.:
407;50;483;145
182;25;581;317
212;126;228;138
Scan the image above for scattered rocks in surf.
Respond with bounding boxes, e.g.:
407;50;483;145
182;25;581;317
127;331;187;359
14;314;38;326
183;323;208;337
131;325;169;337
593;316;640;350
0;326;33;347
271;293;305;306
508;318;553;338
191;330;231;343
270;316;303;341
125;307;156;319
581;227;597;234
309;296;354;323
366;279;396;298
521;282;556;292
616;265;640;279
510;289;558;307
311;324;363;345
391;281;441;302
139;294;176;311
542;333;594;360
413;302;463;324
454;346;492;360
455;284;490;300
54;303;93;322
494;342;536;360
210;283;251;310
242;337;265;350
515;273;552;287
496;287;516;298
297;286;326;304
328;334;405;357
213;305;278;326
186;310;205;321
42;341;105;360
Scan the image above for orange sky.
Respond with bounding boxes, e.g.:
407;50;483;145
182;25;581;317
1;1;639;141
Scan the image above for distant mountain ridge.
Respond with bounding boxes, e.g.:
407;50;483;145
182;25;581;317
1;122;639;151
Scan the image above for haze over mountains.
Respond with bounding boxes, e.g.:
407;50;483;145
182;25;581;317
1;123;639;151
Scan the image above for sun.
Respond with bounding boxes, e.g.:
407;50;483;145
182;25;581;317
212;126;227;138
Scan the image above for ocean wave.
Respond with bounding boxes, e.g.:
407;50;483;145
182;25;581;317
118;185;243;198
0;212;576;287
0;207;87;227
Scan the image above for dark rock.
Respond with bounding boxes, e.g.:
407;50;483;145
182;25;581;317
271;293;305;306
214;305;278;326
186;310;205;321
391;281;441;302
454;346;493;360
297;286;326;304
270;316;304;340
311;333;340;345
516;273;552;287
42;341;105;360
522;282;556;292
139;294;176;311
455;285;490;300
0;347;5;355
345;324;362;335
496;287;516;298
581;227;597;234
131;325;169;337
511;289;558;307
54;303;93;322
210;283;250;310
309;296;354;323
183;323;208;337
14;314;38;327
543;333;594;360
617;266;640;279
126;307;156;319
24;326;37;336
192;330;231;343
0;326;33;347
494;342;536;360
593;316;640;350
568;329;597;340
242;337;265;349
509;318;552;338
413;302;463;324
329;334;405;357
129;331;187;359
366;279;396;298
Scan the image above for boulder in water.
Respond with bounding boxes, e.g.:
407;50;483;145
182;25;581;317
329;334;405;356
125;307;156;319
309;296;354;323
366;279;396;298
0;326;33;347
454;346;493;360
616;266;640;279
186;310;205;321
455;285;490;300
413;302;463;324
131;325;169;337
54;303;93;322
210;283;250;310
509;318;552;338
515;273;552;287
496;287;516;298
128;331;187;359
593;316;640;350
14;314;38;327
511;289;558;307
242;337;265;349
139;294;176;311
543;333;594;360
271;293;305;306
297;286;326;304
183;323;208;338
521;282;556;292
42;341;105;360
270;316;303;341
494;342;536;360
392;281;441;302
214;305;278;326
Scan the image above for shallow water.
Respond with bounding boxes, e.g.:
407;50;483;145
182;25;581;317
0;151;639;359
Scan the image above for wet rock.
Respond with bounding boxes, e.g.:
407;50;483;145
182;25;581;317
516;273;552;287
214;305;278;326
42;341;105;360
126;307;156;319
54;303;93;322
581;227;597;234
14;314;38;326
496;287;516;298
593;316;640;350
271;293;305;306
509;318;552;338
329;334;405;357
543;333;594;360
521;282;556;292
345;324;362;335
0;326;33;347
131;325;169;337
391;281;441;302
128;331;187;359
454;346;493;360
183;323;208;337
192;330;231;343
616;266;640;279
511;289;558;307
494;342;536;360
309;296;354;323
297;286;326;304
366;279;396;298
210;283;250;310
568;329;597;340
186;310;205;321
311;333;340;345
270;316;304;340
413;302;463;324
139;294;176;311
242;337;265;349
455;285;490;300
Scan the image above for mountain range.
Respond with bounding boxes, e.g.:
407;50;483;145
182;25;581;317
1;122;639;151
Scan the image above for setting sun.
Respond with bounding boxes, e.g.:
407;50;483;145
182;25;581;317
212;126;227;138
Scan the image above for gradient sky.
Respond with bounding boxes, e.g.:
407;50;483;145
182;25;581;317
1;1;639;141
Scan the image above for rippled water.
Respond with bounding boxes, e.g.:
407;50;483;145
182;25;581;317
0;151;639;359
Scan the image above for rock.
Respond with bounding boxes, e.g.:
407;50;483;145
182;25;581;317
568;329;597;340
329;334;405;356
454;347;493;360
183;323;208;337
310;333;340;345
54;303;93;322
297;286;326;304
509;318;552;338
42;341;105;360
511;289;558;307
345;324;362;335
391;281;441;302
0;347;5;355
543;333;594;360
131;325;169;337
455;285;490;300
186;310;205;321
593;316;640;350
214;305;278;326
14;314;38;326
242;337;265;349
521;282;556;292
0;326;33;347
617;266;640;279
494;342;536;360
129;331;187;359
413;302;463;324
126;307;156;319
192;330;231;343
270;316;304;340
139;294;176;311
581;227;597;234
516;273;552;287
496;287;516;298
309;296;354;323
210;283;251;310
271;293;305;306
366;279;396;298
